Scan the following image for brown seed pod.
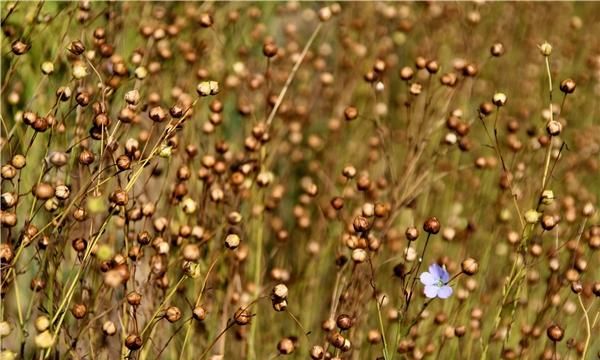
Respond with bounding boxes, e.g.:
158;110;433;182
127;291;142;306
193;306;207;321
263;42;278;58
277;337;295;355
405;226;419;241
199;13;213;27
461;258;479;275
352;216;370;233
11;39;31;55
125;334;143;350
490;43;505;57
72;238;87;252
71;303;87;319
110;189;128;206
426;60;439;74
149;106;167;122
78;149;95;165
559;79;576;94
234;307;252;325
165;306;181;322
423;217;441;234
336;314;353;330
33;183;55;200
344;106;359;121
310;345;324;359
68;40;86;55
399;66;414;81
546;324;564;342
116;155;131;171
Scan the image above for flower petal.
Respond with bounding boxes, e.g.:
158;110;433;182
437;285;453;299
429;263;443;279
439;266;450;283
424;285;439;298
420;272;436;286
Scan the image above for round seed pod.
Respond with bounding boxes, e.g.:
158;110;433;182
546;325;563;342
127;291;142;306
310;345;324;359
399;66;414;81
165;306;181;322
33;183;55;200
125;334;143;350
277;338;295;355
11;154;26;169
149;106;167;122
193;306;207;321
263;42;278;58
490;43;505;57
336;314;353;330
423;217;441;234
492;93;507;107
116;155;131;171
72;238;87;252
234;307;251;325
225;233;240;249
110;189;128;206
12;39;30;55
592;282;600;297
352;216;370;232
272;284;288;300
425;60;439;74
559;79;576;94
546;120;562;136
102;321;117;336
71;304;87;319
344;106;358;121
78;149;95;165
1;165;17;180
461;258;479;275
405;226;419;241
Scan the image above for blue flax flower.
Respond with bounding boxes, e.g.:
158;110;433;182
419;263;453;299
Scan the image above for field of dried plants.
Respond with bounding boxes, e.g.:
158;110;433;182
1;2;599;359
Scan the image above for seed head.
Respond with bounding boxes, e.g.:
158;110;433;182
197;81;220;96
423;217;441;234
546;324;563;342
193;306;207;321
559;79;576;94
546;120;562;136
165;306;182;322
102;321;117;336
490;43;505;57
277;337;295;355
461;258;479;275
225;233;241;249
538;41;552;56
492;93;507;107
125;334;143;350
